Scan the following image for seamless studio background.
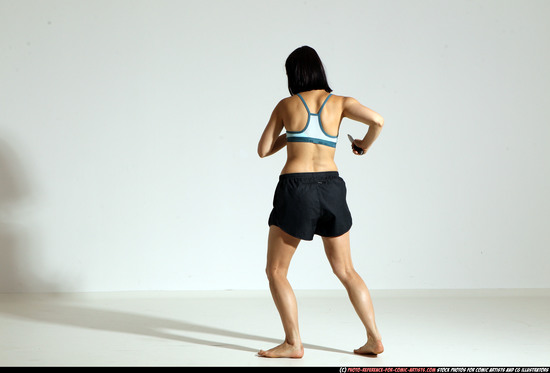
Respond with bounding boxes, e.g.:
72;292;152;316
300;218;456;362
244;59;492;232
1;0;549;293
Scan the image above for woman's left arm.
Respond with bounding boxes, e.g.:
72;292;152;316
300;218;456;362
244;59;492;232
257;101;286;158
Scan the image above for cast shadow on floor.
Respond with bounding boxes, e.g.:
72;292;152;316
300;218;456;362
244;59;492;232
0;295;361;357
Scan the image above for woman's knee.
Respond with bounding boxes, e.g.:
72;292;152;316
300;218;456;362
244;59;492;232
332;265;358;285
265;265;288;283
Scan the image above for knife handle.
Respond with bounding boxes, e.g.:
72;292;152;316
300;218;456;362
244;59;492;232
352;142;365;155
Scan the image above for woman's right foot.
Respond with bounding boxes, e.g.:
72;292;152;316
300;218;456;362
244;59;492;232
258;341;304;358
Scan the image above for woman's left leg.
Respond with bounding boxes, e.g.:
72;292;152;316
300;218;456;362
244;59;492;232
322;231;384;355
258;225;304;358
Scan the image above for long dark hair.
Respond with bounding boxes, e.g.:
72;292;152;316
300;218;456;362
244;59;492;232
285;46;332;95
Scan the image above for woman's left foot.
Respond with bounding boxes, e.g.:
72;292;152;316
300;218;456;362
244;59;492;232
354;338;384;355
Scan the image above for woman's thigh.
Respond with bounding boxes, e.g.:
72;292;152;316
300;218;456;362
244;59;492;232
266;225;301;277
321;231;355;274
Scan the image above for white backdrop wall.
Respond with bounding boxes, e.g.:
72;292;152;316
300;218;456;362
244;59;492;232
1;0;549;292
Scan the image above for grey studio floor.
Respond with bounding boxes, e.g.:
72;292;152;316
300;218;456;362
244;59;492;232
0;289;549;367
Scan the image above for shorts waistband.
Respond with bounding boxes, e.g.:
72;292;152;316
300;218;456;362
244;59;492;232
279;171;339;181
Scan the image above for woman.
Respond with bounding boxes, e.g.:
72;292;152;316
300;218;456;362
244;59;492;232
257;46;385;358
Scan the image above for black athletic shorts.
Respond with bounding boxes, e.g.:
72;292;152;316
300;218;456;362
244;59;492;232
268;171;353;240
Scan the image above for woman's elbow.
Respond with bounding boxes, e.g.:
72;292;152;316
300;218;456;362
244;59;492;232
257;145;268;158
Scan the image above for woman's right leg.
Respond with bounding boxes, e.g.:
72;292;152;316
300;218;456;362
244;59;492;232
322;231;384;355
258;225;304;358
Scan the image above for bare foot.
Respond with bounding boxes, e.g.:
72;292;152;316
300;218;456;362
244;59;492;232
258;341;304;358
354;338;384;356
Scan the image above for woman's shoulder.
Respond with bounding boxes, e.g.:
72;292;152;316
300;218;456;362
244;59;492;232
273;95;301;112
325;94;358;110
332;94;356;102
331;95;361;111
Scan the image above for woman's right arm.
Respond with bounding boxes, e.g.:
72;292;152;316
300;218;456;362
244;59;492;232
342;97;384;155
258;100;286;158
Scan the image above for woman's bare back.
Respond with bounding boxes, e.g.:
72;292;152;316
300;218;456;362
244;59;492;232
279;89;345;174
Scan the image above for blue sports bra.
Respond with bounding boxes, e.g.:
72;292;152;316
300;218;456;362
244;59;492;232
286;93;338;148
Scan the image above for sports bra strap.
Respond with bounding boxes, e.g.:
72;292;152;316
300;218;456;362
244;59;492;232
318;93;332;114
297;93;332;115
296;93;311;114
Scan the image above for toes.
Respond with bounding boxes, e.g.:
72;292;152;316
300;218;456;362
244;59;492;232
258;350;270;358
